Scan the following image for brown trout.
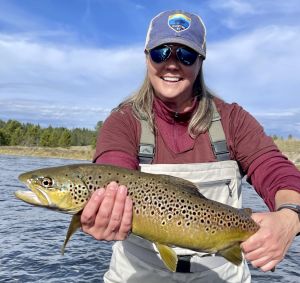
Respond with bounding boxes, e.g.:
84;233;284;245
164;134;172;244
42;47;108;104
15;163;259;272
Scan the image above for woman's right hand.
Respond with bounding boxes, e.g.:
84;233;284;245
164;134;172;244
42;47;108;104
81;181;133;241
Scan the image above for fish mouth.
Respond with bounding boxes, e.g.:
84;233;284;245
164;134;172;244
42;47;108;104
16;177;54;207
15;186;53;207
15;190;47;206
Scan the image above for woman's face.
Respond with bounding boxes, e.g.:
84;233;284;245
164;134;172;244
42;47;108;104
147;44;202;110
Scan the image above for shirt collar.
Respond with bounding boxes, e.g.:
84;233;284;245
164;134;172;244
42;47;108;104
153;95;199;123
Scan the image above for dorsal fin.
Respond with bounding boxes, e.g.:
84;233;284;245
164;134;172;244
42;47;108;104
158;174;205;198
240;208;252;216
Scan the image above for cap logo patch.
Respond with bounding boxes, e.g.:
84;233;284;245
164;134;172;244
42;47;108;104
168;13;191;32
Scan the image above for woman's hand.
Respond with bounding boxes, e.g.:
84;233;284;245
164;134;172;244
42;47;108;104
81;181;133;241
241;210;299;272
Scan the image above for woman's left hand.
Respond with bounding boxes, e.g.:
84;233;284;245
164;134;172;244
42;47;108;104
241;210;299;272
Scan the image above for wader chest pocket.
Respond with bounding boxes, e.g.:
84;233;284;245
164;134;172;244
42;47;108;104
196;179;238;206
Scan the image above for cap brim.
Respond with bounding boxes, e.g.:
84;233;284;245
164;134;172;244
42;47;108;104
146;37;206;58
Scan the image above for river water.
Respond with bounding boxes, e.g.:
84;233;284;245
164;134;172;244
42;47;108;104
0;155;299;282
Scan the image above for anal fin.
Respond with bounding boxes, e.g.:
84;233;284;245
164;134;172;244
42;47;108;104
217;243;243;265
154;243;178;272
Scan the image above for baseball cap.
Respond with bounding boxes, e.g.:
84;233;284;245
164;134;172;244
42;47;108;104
145;10;207;58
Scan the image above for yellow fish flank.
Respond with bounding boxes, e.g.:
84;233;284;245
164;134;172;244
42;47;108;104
15;163;259;272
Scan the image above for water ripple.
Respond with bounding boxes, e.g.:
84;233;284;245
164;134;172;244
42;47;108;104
1;155;299;282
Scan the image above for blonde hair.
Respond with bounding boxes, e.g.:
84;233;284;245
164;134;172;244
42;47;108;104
113;65;215;138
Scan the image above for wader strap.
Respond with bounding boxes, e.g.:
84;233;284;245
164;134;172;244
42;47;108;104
138;101;230;164
138;119;155;164
209;102;230;161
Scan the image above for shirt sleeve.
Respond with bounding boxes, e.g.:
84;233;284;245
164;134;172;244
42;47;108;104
93;107;140;170
221;101;300;210
225;102;278;171
247;152;300;211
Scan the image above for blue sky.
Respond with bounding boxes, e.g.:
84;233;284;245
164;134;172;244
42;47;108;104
0;0;300;138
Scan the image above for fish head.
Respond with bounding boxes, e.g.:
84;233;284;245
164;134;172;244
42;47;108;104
16;165;90;214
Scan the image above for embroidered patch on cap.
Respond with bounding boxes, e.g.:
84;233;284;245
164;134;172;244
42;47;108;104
168;13;191;32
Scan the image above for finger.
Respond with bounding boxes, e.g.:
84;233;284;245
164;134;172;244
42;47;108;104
104;185;128;240
81;188;105;229
250;255;271;269
115;196;133;240
94;182;118;234
241;235;262;254
244;247;265;262
256;259;278;272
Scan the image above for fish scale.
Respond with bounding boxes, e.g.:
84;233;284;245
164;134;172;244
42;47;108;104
15;163;259;272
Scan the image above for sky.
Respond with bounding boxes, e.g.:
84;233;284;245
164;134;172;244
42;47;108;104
0;0;300;138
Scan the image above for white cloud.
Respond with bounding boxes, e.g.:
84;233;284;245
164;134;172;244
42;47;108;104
204;24;300;137
211;0;256;15
0;33;145;100
205;24;300;104
210;0;300;16
0;1;300;137
0;98;111;129
0;33;146;128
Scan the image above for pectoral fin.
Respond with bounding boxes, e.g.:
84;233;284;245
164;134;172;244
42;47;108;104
61;213;81;255
154;243;178;272
241;208;252;216
218;243;243;265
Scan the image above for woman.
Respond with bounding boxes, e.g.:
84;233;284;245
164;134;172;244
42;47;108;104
81;10;300;282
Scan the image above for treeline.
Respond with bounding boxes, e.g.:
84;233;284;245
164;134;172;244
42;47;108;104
272;134;295;140
0;119;103;148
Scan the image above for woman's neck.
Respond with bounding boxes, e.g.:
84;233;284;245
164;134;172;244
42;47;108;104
156;95;195;113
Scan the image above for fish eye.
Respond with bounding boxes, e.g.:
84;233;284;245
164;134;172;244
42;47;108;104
41;177;53;188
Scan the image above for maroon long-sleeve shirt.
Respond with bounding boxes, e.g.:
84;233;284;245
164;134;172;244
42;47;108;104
94;96;300;211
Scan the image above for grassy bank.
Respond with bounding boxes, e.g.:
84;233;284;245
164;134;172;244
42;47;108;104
274;139;300;167
0;146;95;161
0;140;299;168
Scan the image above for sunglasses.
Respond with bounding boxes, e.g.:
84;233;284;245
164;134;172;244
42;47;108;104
148;45;200;66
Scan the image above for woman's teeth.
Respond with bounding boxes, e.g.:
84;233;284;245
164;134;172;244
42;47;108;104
162;77;181;82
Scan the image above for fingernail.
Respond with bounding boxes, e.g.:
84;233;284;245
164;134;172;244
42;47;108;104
108;182;118;191
97;188;105;195
94;188;105;200
119;186;127;194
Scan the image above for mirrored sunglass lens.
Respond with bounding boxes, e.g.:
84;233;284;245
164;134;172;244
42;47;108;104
177;48;198;65
150;47;171;63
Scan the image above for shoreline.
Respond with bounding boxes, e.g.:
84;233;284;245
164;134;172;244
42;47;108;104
1;143;300;169
0;146;95;161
